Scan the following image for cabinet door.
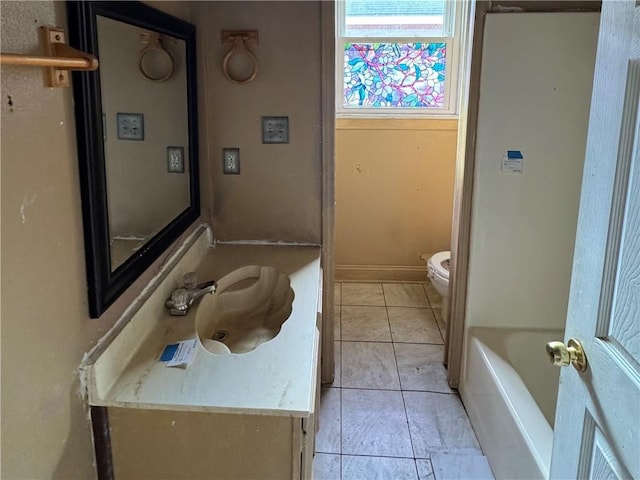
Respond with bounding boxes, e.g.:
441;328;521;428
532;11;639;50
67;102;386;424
109;408;297;479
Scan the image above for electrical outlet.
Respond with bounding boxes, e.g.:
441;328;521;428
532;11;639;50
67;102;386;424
262;116;289;144
167;146;185;173
223;148;240;174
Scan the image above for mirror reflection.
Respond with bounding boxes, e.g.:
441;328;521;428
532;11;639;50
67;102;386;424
96;15;190;271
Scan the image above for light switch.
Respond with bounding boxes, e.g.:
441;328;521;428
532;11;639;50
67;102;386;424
167;146;185;173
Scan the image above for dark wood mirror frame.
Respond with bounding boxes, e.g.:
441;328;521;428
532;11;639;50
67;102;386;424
67;1;200;318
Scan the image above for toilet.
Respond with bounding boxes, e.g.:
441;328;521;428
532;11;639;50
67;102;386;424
427;251;451;322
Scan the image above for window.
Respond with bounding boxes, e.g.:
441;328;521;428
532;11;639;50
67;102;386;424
337;0;465;116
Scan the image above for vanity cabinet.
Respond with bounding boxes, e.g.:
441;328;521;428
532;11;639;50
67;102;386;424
107;406;317;479
83;233;324;480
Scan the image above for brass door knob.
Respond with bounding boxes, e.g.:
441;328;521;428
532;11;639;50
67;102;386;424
545;338;587;372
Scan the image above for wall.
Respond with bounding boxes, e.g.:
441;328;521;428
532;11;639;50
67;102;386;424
193;1;322;244
335;118;458;280
465;12;599;331
0;1;193;478
98;15;190;238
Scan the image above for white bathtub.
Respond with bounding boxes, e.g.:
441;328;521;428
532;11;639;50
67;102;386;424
460;327;562;479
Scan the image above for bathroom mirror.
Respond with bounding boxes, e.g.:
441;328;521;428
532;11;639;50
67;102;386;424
67;1;199;317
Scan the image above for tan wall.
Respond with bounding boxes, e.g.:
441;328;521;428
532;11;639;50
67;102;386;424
0;2;193;478
194;1;322;244
335;118;458;280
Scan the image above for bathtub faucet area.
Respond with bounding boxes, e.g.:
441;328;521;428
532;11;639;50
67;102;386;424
166;272;217;316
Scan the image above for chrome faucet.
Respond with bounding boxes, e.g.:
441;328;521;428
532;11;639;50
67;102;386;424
166;272;217;316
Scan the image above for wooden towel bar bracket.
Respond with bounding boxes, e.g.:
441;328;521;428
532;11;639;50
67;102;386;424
0;26;98;87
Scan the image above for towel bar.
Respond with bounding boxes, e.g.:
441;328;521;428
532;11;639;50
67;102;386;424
0;26;98;87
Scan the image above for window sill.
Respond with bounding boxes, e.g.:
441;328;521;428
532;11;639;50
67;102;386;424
336;117;458;131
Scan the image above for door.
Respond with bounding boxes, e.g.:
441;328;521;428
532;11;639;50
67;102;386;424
550;1;640;478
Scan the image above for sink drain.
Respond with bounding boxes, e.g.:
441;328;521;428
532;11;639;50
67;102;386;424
211;330;229;342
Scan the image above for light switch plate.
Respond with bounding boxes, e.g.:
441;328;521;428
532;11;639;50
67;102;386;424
117;113;144;140
223;148;240;174
167;146;185;173
262;116;289;144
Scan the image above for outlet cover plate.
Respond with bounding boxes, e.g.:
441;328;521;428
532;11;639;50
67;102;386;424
167;146;185;173
262;116;289;144
223;148;240;174
117;113;144;140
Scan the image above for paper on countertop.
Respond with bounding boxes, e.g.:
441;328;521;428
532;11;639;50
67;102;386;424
160;339;197;368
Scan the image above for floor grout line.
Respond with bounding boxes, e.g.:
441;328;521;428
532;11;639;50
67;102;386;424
342;303;433;309
432;307;446;344
336;384;457;395
385;289;418;462
340;339;444;346
394;337;417;460
381;283;388;308
427;457;436;479
339;452;421;460
339;283;429;287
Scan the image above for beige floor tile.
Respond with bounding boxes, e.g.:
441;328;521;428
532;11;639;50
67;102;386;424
388;307;443;344
342;389;413;458
342;455;418;479
416;459;435;480
334;305;341;341
423;281;443;309
395;344;452;393
342;306;391;342
383;283;429;307
431;454;495;479
335;282;342;306
342;283;385;306
316;387;341;454
342;342;400;390
404;391;482;457
313;453;341;480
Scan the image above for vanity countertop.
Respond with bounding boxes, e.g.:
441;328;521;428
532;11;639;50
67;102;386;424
87;239;322;418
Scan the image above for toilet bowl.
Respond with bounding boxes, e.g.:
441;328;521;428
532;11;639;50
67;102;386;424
427;251;450;322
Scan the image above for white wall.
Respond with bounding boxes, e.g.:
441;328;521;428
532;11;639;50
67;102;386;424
465;13;599;330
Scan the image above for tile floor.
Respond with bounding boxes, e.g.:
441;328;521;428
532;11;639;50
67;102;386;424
313;282;494;480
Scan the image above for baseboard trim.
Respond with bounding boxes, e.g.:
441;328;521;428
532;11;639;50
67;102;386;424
335;264;428;282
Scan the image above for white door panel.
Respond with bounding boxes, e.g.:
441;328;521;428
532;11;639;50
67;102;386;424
550;1;640;479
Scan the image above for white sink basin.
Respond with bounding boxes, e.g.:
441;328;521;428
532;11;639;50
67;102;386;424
195;265;294;354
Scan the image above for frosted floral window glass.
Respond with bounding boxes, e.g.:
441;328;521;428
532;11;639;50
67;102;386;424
343;42;447;109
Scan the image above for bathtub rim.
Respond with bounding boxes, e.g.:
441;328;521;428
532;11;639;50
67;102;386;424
460;328;558;479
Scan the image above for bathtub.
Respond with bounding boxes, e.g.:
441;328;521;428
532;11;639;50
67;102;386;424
460;327;562;479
